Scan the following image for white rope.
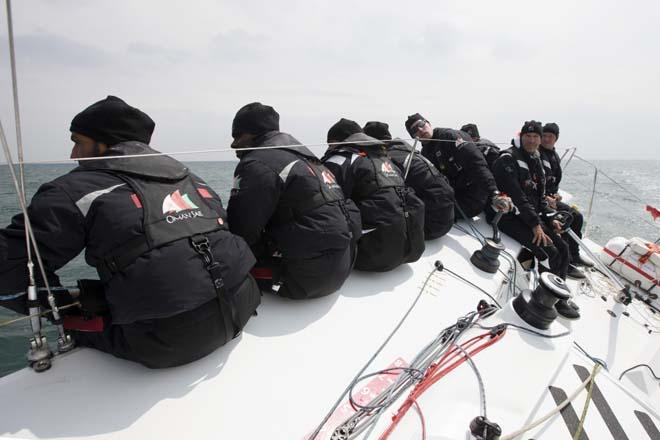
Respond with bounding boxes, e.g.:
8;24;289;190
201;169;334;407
12;137;441;165
500;364;601;440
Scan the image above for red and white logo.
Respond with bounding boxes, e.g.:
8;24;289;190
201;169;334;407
381;161;398;176
162;190;199;214
322;170;337;185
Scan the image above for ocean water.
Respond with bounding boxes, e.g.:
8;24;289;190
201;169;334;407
1;158;659;376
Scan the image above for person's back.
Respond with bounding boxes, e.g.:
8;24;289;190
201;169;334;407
363;121;454;240
323;119;425;272
0;96;261;368
227;103;361;299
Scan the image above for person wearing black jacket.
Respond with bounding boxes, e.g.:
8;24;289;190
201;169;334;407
541;123;592;268
492;120;578;319
0;96;261;368
460;123;501;169
363;121;454;240
227;103;361;299
405;114;507;219
322;119;425;272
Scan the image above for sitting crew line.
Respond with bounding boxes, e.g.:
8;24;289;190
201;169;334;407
1;98;595;373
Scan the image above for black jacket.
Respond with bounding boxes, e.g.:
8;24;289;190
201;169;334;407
492;146;552;228
322;133;425;272
0;142;259;326
539;146;562;196
227;131;361;299
386;139;454;239
421;128;499;218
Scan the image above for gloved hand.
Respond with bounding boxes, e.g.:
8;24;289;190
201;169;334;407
76;279;110;318
492;194;513;213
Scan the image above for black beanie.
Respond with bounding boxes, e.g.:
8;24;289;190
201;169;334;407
327;118;362;143
70;96;155;146
460;123;479;140
543;122;559;138
231;102;280;138
363;121;392;141
520;120;543;136
405;113;426;137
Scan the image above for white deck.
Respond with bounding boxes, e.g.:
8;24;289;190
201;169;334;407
1;218;658;440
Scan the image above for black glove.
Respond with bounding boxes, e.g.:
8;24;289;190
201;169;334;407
77;279;110;318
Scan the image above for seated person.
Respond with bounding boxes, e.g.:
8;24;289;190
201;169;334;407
405;114;505;219
541;122;592;269
491;120;579;319
460;122;501;169
363;120;455;240
0;96;261;368
322;118;425;272
227;103;361;299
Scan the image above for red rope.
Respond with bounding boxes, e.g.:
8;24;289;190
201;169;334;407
378;330;506;439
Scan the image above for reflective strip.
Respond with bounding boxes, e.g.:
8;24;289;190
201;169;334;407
542;159;551;169
75;184;125;217
351;154;361;164
516;160;529;170
326;155;346;166
279;160;299;183
361;228;377;234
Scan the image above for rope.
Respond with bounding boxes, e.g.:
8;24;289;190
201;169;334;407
0;302;81;327
573;364;598;440
500;363;601;440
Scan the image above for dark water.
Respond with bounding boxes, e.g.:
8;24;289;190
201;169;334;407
1;159;659;376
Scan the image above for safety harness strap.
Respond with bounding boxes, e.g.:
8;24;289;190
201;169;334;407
190;234;240;341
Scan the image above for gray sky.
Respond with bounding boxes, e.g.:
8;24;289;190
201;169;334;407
0;0;658;162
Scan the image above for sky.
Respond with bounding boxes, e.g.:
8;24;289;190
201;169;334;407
0;0;659;163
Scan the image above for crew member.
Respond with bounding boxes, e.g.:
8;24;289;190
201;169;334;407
363;120;454;239
0;96;261;367
323;118;425;271
405;114;507;219
492;120;578;319
227;103;361;298
540;122;593;268
460;123;501;169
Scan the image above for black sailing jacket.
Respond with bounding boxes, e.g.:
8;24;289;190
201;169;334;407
0;142;259;326
386;139;455;239
539;146;562;196
492;146;552;228
322;133;425;272
421;128;499;218
227;131;362;299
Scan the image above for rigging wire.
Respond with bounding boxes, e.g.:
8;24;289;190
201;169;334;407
618;363;660;381
307;264;440;440
0;302;80;328
4;0;33;280
0;119;56;311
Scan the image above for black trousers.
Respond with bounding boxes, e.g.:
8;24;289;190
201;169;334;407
72;275;260;368
556;200;584;261
498;215;570;279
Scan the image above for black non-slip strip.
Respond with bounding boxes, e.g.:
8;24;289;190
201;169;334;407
574;364;629;440
634;410;660;440
548;385;590;440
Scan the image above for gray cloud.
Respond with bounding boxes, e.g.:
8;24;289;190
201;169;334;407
15;32;109;67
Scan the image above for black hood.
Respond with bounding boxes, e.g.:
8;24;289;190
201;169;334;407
77;141;188;181
328;132;386;156
243;131;318;161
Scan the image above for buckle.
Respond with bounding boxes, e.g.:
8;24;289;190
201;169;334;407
190;235;210;253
